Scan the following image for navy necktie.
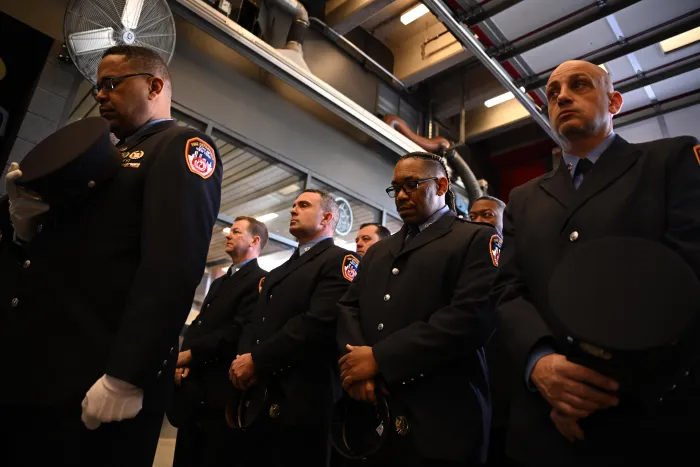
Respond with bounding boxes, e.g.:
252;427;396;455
573;159;594;188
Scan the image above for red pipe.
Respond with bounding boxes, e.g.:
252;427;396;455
383;115;452;153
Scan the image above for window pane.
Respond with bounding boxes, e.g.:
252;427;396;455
306;179;382;252
212;129;305;244
384;213;403;234
172;109;207;131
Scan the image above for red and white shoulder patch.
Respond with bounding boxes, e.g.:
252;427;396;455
185;137;216;179
693;144;700;166
342;254;359;282
489;234;502;267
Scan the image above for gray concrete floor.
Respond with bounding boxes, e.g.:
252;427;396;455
153;417;177;467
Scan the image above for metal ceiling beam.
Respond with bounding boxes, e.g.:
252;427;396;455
615;51;700;95
491;0;643;61
615;88;700;128
326;0;395;36
169;0;423;156
422;0;558;142
457;0;524;27
521;8;700;91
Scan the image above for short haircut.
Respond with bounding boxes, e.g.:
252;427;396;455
102;45;171;92
234;216;269;250
360;222;390;239
471;195;506;211
302;189;340;232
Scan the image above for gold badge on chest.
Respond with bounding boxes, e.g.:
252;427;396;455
121;150;145;168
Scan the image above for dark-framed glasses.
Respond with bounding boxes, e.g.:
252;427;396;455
92;73;154;98
386;177;438;198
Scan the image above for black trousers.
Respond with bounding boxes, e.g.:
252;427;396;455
173;408;241;467
0;403;163;467
239;421;331;467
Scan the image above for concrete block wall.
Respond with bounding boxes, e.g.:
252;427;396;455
1;42;81;191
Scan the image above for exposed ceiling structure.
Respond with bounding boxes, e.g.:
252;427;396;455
326;0;700;143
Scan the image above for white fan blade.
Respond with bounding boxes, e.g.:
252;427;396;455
69;28;116;55
122;0;145;29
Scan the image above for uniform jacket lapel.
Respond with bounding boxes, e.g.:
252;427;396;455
264;238;334;291
387;224;408;259
398;211;455;259
200;259;259;310
201;276;225;309
569;135;639;214
539;158;576;209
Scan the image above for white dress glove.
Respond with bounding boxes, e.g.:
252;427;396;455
80;374;144;430
5;162;49;242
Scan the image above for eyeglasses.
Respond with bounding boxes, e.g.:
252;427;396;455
92;73;154;98
385;177;438;198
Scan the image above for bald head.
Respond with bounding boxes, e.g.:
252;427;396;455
545;60;623;154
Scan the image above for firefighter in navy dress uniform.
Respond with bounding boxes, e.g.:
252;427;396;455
229;189;360;467
491;60;700;467
335;152;500;467
0;45;222;466
170;217;268;467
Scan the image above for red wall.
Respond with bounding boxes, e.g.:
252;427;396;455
491;139;557;202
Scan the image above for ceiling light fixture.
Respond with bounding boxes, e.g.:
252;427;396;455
659;26;700;54
256;213;279;223
401;4;429;25
222;227;230;234
484;87;527;108
278;183;300;195
598;63;609;74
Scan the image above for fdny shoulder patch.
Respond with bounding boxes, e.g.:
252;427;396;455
128;150;144;160
489;234;502;267
258;277;265;294
185;137;216;179
342;254;359;282
693;144;700;166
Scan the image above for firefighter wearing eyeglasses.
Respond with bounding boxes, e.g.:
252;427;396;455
0;45;221;466
335;152;500;466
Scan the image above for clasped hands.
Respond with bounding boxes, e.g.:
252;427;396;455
229;353;257;390
531;354;620;443
339;344;384;404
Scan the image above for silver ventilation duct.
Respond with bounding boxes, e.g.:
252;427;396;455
444;147;484;206
264;0;312;72
172;0;423;155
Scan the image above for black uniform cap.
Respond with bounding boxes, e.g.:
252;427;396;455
549;236;700;352
331;392;393;460
16;117;120;206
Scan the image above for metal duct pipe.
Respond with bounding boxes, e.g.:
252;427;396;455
383;114;483;204
266;0;309;48
444;148;483;205
422;0;558;143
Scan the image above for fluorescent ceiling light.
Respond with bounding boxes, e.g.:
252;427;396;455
222;227;230;234
660;26;700;53
278;183;300;195
256;213;279;223
221;266;230;272
401;4;429;25
484;87;527;108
